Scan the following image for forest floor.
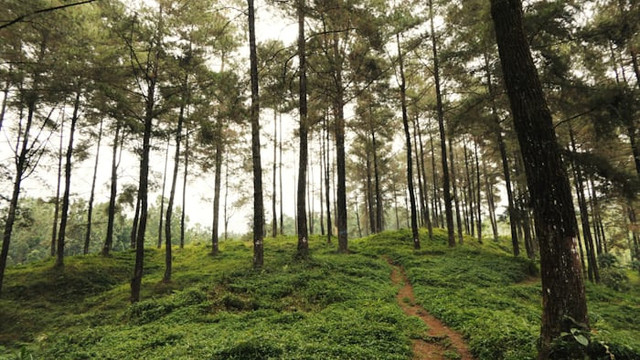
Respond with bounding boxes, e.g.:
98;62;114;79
0;229;639;359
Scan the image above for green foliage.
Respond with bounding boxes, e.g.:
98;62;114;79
598;254;631;291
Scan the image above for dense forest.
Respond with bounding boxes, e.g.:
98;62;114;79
1;0;639;359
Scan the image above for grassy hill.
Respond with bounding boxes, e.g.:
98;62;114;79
0;230;639;359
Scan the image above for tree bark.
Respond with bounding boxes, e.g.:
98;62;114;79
247;0;264;267
272;108;278;238
180;128;189;249
429;0;454;246
324;115;332;242
103;120;121;256
0;92;37;296
158;139;170;249
84;118;103;255
397;33;420;249
51;117;65;257
417;117;433;238
212;123;223;255
56;91;81;268
474;141;482;243
490;0;588;356
333;35;348;253
164;101;186;283
296;0;309;258
448;138;464;244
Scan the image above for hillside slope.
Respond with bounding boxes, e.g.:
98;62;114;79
0;230;639;359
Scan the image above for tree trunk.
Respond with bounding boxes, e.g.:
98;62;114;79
448;138;464;244
417;116;433;238
0;69;10;133
429;0;454;246
569;126;599;283
319;129;325;236
355;195;362;238
272;108;278;238
429;132;441;228
84;118;103;255
158;139;170;249
366;153;375;234
413;116;426;229
180;128;189;249
474;141;482;243
463;142;474;236
333;35;348;253
130;196;140;250
56;91;81;268
372;128;384;233
0;94;37;296
490;0;589;356
131;58;158;302
397;33;420;249
483;157;499;240
103;121;121;256
212;123;223;255
296;0;309;258
164;101;185;283
280;113;285;235
51;117;65;257
247;0;264;267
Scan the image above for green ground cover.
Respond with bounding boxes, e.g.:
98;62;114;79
1;230;638;359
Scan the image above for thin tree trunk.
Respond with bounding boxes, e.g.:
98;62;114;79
84;118;103;255
429;132;441;228
0;93;37;295
355;195;362;238
130;196;140;250
319;128;325;236
296;0;309;258
51;116;65;257
103;120;121;256
483;157;499;240
324;115;332;242
212;124;223;255
490;1;588;354
272;108;278;238
474;141;482;243
180;128;189;249
484;51;520;254
372;127;384;232
158;139;170;249
417;117;433;238
463;141;474;236
413;116;426;229
448;138;464;244
397;33;420;249
0;69;10;133
569;126;599;283
56;91;82;268
366;154;375;234
223;153;230;241
279;113;284;235
429;0;454;246
393;181;400;230
247;0;264;267
164;101;186;283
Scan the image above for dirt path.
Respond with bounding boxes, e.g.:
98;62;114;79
389;261;474;360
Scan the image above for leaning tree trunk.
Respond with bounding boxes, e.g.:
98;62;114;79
103;121;121;256
429;0;454;246
56;91;81;268
0;95;37;296
490;1;589;357
84;118;103;255
247;0;265;267
397;32;420;250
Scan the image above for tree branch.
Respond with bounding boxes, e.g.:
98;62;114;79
0;0;97;30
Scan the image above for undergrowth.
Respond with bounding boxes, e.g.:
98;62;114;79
1;230;639;359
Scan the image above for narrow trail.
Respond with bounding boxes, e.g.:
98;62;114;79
388;260;474;360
